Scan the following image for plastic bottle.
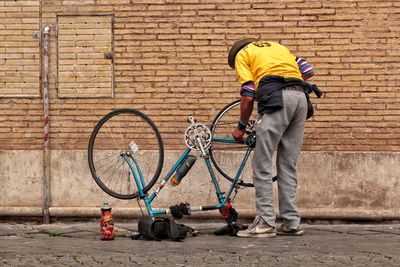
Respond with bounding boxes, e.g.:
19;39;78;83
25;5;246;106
100;202;115;240
170;155;197;186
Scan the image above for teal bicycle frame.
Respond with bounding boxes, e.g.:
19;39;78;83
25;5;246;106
121;135;255;218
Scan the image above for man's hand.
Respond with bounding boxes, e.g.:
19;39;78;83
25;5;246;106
231;127;246;143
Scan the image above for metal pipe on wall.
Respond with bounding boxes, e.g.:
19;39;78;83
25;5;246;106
42;26;51;224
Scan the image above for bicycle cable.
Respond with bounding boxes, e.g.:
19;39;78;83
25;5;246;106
136;198;145;217
231;186;239;203
231;182;247;203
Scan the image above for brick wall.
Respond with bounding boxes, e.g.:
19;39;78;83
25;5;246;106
0;0;399;151
57;15;114;98
0;0;41;149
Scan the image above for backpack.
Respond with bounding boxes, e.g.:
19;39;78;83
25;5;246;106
132;217;194;241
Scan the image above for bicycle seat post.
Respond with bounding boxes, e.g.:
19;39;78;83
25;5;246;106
187;116;196;125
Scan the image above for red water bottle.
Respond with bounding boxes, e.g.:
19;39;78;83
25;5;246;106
100;202;114;240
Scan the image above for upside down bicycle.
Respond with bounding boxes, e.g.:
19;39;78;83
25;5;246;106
88;100;258;220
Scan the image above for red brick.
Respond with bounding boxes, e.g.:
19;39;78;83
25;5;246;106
0;0;399;152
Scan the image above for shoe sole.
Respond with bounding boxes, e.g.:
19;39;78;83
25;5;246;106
276;230;304;236
237;232;276;238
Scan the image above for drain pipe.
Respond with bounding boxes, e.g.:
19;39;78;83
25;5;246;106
42;26;51;224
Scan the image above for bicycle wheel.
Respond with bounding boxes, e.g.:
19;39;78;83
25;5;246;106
88;109;164;199
210;100;255;187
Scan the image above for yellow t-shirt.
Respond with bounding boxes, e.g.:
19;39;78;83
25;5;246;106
234;41;302;89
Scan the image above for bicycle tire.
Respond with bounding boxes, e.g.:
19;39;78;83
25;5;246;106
88;109;164;199
210;100;254;187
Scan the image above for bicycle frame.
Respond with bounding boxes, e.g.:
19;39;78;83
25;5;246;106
121;136;254;218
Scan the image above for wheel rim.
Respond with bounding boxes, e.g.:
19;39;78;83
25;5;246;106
210;101;254;187
88;109;163;199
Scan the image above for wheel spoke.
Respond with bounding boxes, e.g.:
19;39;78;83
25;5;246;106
88;109;164;199
210;100;254;187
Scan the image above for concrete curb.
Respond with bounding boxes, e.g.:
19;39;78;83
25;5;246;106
1;207;400;221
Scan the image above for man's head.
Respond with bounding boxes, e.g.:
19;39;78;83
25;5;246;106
228;37;258;69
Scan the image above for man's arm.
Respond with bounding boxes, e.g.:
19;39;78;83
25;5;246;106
232;51;255;142
240;95;254;125
231;95;254;143
296;57;314;81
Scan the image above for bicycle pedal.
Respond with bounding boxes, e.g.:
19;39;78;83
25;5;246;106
191;230;199;237
213;225;231;236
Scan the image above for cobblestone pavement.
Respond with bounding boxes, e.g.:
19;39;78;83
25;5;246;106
0;221;399;266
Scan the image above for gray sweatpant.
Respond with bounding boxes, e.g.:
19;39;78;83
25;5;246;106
252;89;307;229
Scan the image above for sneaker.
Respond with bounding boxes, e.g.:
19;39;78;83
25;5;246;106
236;217;276;238
276;225;304;236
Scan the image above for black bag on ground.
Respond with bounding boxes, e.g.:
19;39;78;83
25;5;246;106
134;217;189;241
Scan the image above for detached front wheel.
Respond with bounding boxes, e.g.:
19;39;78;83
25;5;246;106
88;109;164;199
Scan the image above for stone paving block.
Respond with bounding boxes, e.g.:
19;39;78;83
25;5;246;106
0;223;399;266
0;224;37;237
